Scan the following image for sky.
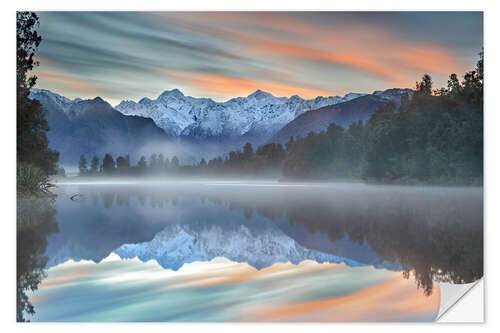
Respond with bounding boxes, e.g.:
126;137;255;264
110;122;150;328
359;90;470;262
28;254;439;322
33;11;483;105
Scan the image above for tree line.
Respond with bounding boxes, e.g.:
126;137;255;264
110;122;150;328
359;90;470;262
78;153;181;176
77;142;285;178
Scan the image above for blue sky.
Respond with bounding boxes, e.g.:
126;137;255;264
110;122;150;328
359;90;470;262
33;11;483;105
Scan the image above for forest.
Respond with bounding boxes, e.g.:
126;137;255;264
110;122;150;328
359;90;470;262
78;51;483;185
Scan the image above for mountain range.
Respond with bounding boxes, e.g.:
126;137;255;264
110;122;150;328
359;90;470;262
30;87;412;165
115;89;366;142
29;89;169;165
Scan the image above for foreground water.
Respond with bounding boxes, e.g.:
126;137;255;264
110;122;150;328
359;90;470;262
17;180;483;322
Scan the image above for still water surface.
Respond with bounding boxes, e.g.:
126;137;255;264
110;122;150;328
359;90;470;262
17;181;483;322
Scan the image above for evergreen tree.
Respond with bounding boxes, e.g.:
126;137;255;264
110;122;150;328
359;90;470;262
102;154;115;174
157;153;165;170
137;156;147;172
243;143;254;160
17;12;59;175
285;136;295;153
164;157;171;171
90;155;99;175
78;154;88;176
447;73;461;96
149;153;158;169
171;156;180;169
116;156;129;173
415;74;433;95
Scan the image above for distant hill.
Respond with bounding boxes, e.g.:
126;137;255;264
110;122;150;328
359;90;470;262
271;89;413;144
29;89;170;165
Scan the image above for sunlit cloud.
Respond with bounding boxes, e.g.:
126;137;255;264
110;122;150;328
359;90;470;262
158;68;336;99
36;71;102;93
34;12;482;102
32;55;51;64
163;12;467;88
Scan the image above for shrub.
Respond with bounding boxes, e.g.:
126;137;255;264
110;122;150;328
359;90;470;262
17;163;53;196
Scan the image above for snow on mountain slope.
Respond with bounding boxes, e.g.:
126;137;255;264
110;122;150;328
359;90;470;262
115;89;366;139
115;223;363;270
29;88;74;115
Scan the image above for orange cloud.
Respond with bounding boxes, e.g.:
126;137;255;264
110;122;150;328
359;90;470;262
233;32;461;87
247;274;440;322
32;55;51;64
161;12;466;88
36;71;101;93
159;68;337;99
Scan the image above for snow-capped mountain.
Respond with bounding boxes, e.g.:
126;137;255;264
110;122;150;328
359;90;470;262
115;223;366;270
115;89;366;141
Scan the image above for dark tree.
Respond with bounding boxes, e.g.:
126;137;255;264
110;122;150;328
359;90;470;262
171;156;180;169
199;158;207;169
157;153;165;169
447;73;461;96
17;12;41;90
137;156;147;170
90;155;99;174
102;154;115;174
415;74;433;95
116;156;130;173
17;12;59;175
78;154;88;175
285;136;296;154
149;153;158;169
243;142;254;160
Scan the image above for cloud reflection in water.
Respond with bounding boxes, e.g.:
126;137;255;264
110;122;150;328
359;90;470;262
29;254;439;322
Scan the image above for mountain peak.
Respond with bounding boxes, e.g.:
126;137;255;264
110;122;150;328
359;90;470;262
343;92;366;100
248;89;273;99
373;88;414;96
139;97;153;104
158;88;185;100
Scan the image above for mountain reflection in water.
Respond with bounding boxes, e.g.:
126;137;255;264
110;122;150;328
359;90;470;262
17;181;483;322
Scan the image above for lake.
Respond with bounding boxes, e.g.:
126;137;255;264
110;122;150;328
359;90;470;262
17;180;483;322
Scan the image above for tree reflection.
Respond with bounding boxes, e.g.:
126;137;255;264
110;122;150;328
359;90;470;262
17;197;59;322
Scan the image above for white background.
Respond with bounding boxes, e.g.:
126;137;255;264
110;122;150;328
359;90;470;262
439;280;484;322
1;0;497;331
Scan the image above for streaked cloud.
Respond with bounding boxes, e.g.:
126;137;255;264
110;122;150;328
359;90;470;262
37;72;101;93
33;12;483;103
159;69;335;99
